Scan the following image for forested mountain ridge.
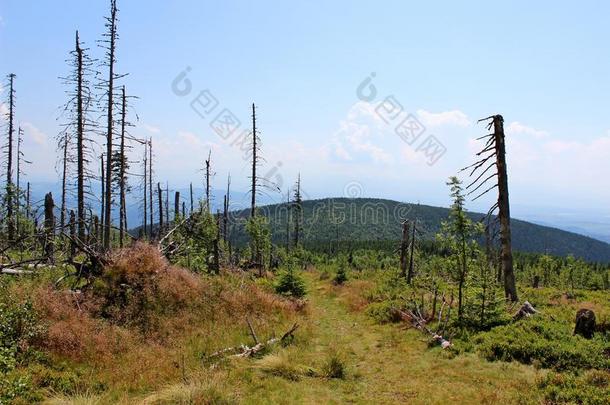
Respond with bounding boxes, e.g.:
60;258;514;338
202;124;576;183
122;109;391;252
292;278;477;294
219;198;610;262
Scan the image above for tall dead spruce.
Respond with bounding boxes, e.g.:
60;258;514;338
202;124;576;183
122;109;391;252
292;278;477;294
4;74;16;242
59;31;97;242
99;0;124;250
462;114;518;301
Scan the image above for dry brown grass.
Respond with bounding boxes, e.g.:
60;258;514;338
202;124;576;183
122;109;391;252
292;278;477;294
6;242;299;400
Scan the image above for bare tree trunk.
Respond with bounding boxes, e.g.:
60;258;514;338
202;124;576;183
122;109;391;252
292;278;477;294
205;150;211;212
6;74;16;242
165;183;169;228
293;174;302;248
407;220;416;284
174;191;180;222
285;188;291;251
26;182;30;221
250;103;257;219
75;31;86;241
157;182;163;234
44;193;55;263
189;182;194;213
119;86;127;248
16;127;23;237
103;0;118;250
224;174;230;243
399;220;410;279
60;135;68;233
493;115;518;302
100;154;105;232
148;138;153;238
143;141;147;237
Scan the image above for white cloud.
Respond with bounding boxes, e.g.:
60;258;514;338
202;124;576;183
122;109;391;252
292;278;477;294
416;109;471;128
331;102;393;164
142;123;161;134
506;121;549;139
21;122;48;146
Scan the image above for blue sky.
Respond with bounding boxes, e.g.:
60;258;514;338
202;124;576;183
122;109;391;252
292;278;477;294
1;1;609;219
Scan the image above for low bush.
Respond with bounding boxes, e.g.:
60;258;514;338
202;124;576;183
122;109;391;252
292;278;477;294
537;370;610;405
365;301;402;324
474;318;610;371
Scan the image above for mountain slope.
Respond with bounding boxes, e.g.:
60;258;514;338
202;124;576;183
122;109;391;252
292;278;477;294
227;198;610;262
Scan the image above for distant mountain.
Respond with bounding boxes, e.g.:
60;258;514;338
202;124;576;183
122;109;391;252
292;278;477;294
222;198;610;263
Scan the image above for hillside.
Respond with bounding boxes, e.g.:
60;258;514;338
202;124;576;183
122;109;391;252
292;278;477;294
223;198;610;262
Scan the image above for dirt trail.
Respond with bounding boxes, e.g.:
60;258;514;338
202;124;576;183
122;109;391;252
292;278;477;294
242;272;539;404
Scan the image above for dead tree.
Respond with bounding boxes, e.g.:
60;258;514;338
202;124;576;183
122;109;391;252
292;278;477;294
157;182;163;234
174;191;180;222
118;86;127;247
250;103;258;218
148;138;153;237
285;188;291;251
59;30;97;242
189;182;194;213
292;174;302;248
407;219;417;284
100;154;105;232
4;74;16;241
164;182;169;227
204;149;212;212
16;126;31;237
399;220;410;279
44;193;55;263
99;0;122;250
59;135;69;232
75;31;88;241
142;141;147;236
223;174;230;243
462;115;518;301
25;182;30;221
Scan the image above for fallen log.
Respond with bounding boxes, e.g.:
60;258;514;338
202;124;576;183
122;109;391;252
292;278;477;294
1;269;34;275
395;307;452;349
208;322;299;360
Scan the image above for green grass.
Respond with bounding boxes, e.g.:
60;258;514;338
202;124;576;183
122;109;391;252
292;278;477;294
19;267;609;404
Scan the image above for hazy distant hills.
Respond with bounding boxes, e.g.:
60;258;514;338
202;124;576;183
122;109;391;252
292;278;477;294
26;181;610;262
226;198;610;263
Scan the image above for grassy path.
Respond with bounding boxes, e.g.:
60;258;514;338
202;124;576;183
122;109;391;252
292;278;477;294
240;271;541;404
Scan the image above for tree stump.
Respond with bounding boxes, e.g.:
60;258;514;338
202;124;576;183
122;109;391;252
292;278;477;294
574;309;596;339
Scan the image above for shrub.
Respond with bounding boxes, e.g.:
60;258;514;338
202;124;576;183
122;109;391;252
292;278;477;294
333;265;348;285
275;267;307;298
365;301;402;324
92;242;204;330
537;370;609;405
474;318;609;371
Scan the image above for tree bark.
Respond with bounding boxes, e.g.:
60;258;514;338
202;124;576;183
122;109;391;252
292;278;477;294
493;115;518;302
44;193;55;263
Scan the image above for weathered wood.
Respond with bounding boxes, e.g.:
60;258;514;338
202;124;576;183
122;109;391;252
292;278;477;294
208;322;299;360
513;301;538;320
574;309;596;339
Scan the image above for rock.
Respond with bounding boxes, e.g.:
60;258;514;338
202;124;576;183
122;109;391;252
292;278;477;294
574;309;596;339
